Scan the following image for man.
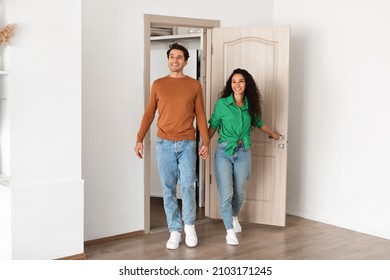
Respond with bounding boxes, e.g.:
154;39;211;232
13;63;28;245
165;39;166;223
134;43;209;249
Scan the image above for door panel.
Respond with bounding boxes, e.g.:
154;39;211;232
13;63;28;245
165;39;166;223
206;27;289;226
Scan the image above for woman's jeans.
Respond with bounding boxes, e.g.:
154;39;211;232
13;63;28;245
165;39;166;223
214;142;251;230
156;137;197;232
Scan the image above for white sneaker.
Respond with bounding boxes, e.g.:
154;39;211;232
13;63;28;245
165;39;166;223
166;231;182;250
226;229;239;245
233;216;242;233
184;224;198;247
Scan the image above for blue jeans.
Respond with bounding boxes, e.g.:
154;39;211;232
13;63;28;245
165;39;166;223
156;137;197;232
214;142;251;229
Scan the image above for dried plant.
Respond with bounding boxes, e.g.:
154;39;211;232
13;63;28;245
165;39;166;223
0;24;17;46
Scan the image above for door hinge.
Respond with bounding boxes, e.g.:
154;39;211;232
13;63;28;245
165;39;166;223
211;44;213;55
210;174;212;184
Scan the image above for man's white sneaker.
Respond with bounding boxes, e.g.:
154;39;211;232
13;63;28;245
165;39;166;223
233;216;242;233
166;231;182;250
184;224;198;247
226;229;239;245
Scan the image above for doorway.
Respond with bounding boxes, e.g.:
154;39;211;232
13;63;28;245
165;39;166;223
143;14;220;233
149;34;202;230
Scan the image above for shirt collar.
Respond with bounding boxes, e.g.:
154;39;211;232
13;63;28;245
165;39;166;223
227;93;248;110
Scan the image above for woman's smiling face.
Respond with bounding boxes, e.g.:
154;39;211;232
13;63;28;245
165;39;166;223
231;73;246;96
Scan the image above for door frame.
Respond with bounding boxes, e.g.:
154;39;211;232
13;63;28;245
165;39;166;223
143;14;220;234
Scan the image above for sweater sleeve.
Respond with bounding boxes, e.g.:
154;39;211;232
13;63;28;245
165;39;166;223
136;82;157;143
194;83;209;146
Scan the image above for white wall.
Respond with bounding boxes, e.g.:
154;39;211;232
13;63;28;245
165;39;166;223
275;0;390;239
4;0;83;259
82;0;274;241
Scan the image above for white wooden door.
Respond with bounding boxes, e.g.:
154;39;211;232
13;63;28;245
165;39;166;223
206;27;290;226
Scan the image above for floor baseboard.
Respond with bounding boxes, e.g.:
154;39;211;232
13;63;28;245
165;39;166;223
56;253;86;260
84;230;145;247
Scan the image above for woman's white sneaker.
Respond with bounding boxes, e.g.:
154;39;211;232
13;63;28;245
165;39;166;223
166;231;182;249
226;229;239;245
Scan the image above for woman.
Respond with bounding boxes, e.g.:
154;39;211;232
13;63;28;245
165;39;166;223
208;68;281;245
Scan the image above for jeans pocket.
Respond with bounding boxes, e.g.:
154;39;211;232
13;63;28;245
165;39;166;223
217;142;228;149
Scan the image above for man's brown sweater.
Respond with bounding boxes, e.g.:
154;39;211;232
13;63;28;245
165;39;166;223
136;75;209;146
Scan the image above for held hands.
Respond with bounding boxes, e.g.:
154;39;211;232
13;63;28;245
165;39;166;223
135;142;208;160
198;144;208;160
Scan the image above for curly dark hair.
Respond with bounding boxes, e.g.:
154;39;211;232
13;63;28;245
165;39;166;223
219;68;263;128
166;42;190;61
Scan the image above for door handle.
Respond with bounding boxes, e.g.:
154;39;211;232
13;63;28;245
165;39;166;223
268;134;285;140
268;135;286;149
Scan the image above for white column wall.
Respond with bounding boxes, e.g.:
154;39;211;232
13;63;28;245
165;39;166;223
5;0;83;259
0;0;11;260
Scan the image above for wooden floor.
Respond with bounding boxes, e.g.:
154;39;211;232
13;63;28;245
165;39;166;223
85;198;390;260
